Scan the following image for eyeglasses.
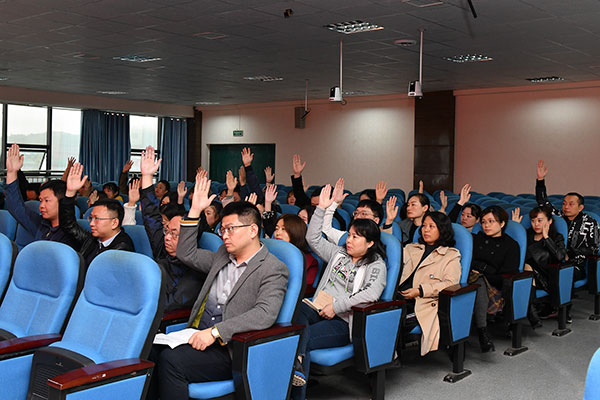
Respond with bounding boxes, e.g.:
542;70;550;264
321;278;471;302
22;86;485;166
88;216;116;222
352;210;374;218
163;228;180;239
217;224;252;237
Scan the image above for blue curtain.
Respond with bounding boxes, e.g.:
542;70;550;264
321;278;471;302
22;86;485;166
159;118;187;182
80;110;130;184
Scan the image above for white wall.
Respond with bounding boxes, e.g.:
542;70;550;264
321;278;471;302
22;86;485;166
455;81;600;196
199;94;415;193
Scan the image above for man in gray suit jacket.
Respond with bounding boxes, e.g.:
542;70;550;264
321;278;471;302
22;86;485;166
150;176;289;400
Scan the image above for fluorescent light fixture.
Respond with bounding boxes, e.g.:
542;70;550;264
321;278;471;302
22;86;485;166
195;101;221;105
343;90;369;96
0;77;8;81
243;75;283;82
325;20;384;35
193;32;228;40
444;54;493;63
97;90;128;95
526;76;565;83
113;55;162;63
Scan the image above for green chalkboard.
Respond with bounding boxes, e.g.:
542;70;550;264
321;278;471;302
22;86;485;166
208;144;275;184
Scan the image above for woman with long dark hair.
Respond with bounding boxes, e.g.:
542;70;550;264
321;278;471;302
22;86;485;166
398;211;461;355
291;184;387;400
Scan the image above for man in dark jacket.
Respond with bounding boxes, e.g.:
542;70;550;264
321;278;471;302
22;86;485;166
139;146;205;312
61;163;134;267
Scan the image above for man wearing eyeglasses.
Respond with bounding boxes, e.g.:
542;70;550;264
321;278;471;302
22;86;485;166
138;146;205;312
60;163;134;266
147;175;288;400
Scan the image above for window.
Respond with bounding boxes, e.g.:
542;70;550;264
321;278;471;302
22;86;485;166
130;115;159;173
7;104;48;170
51;108;82;170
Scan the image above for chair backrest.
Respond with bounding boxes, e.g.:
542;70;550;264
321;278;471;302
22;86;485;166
336;208;351;228
198;231;224;252
504;220;526;272
75;196;89;214
337;232;401;302
520;214;568;246
122;225;154;259
52;250;164;362
135;210;143;225
262;239;305;324
0;241;82;338
452;223;473;284
14;201;41;250
0;210;17;240
585;347;600;400
77;219;91;232
279;204;301;215
83;207;93;220
0;233;16;303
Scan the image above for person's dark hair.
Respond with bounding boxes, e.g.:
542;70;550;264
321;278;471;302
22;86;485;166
286;190;296;202
207;201;223;227
94;190;108;201
298;204;315;223
418;211;455;247
276;214;309;253
157;180;171;193
93;198;125;226
463;203;482;220
399;202;408;220
102;182;119;195
233;184;241;194
528;206;559;238
160;203;186;221
164;191;178;204
481;205;509;233
26;182;41;196
346;219;386;265
222;201;262;237
565;192;584;206
359;189;377;202
356;199;384;223
310;186;325;199
40;179;67;200
407;193;430;208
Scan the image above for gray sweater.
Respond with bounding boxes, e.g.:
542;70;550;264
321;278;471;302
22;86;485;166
306;207;387;323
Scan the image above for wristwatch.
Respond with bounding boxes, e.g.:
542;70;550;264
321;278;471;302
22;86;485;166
211;326;220;339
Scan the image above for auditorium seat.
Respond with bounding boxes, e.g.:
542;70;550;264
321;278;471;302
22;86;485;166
122;225;154;259
0;233;17;304
585;347;600;400
0;249;164;400
0;210;17;240
14;200;41;250
280;204;301;215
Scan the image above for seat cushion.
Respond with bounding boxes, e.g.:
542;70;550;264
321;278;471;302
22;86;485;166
310;344;354;366
189;380;235;399
410;325;422;335
574;278;588;289
536;289;549;299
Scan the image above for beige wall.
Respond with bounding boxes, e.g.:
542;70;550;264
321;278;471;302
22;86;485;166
0;85;194;117
455;81;600;196
198;94;415;193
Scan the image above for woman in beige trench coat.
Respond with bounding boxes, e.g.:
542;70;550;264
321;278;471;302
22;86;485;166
398;211;462;356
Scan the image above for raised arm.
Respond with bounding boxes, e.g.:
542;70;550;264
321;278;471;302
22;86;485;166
123;179;139;226
61;163;92;247
448;183;471;223
241;147;264;203
322;178;347;244
119;160;134;194
375;181;388;205
5;145;42;234
306;184;341;261
60;157;76;182
291;154;310;207
535;160;559;214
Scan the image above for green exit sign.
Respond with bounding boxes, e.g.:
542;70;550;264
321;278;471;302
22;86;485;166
233;130;243;137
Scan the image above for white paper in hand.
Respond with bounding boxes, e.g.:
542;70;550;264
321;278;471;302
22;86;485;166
153;328;198;349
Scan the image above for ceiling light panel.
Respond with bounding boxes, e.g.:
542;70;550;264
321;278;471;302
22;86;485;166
324;20;384;34
243;76;283;82
113;55;162;63
526;76;564;83
444;54;494;63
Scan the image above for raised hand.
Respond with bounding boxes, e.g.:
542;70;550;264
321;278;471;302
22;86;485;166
439;191;447;213
177;181;187;204
88;190;99;206
375;181;388;204
385;196;399;224
302;177;308;193
331;178;348;205
225;170;238;195
511;207;522;223
264;166;275;183
6;144;24;175
189;175;216;218
67;157;76;168
66;163;88;197
245;192;258;205
196;167;208;181
537;160;548;180
264;184;278;211
128;179;140;205
458;184;472;205
238;165;247;186
122;160;134;173
141;146;161;176
318;184;333;210
241;147;254;167
292;154;306;178
418;180;424;194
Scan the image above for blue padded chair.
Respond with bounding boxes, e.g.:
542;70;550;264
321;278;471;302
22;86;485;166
520;213;574;336
280;204;301;215
340;202;356;217
122;225;154;259
0;250;165;400
83;207;93;221
336;208;351;228
14;200;41;250
409;224;478;382
75;197;89;215
186;238;305;400
0;210;17;240
135;210;143;225
198;231;223;253
0;241;83;341
0;232;17;304
309;232;403;399
77;219;91;232
583;211;600;321
585;347;600;400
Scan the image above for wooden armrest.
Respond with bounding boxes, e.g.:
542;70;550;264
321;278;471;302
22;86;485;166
232;323;304;343
47;358;154;390
440;283;479;296
0;333;62;355
351;300;405;312
161;308;192;322
502;271;533;280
